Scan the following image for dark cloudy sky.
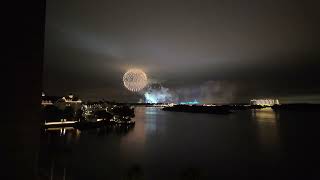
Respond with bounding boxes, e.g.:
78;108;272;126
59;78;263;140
43;0;320;103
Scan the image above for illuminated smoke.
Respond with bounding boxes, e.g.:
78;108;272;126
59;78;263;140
175;81;236;104
143;80;236;104
144;84;174;103
123;69;148;92
199;81;236;104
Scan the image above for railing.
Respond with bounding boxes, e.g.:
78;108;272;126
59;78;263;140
44;121;77;126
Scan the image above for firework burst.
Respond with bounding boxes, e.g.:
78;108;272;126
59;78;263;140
123;69;148;92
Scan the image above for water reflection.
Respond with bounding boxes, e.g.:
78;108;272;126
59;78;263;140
251;107;280;151
38;107;314;179
45;127;76;136
39;125;134;180
144;107;158;134
119;107;148;161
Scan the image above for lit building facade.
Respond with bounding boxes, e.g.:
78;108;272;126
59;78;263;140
55;93;82;111
41;92;82;111
41;92;59;107
250;99;280;106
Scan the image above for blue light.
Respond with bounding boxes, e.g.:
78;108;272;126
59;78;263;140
180;99;199;105
144;92;158;103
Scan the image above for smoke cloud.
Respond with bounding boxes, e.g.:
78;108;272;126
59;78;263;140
199;81;236;104
142;80;236;104
143;84;176;103
173;80;236;104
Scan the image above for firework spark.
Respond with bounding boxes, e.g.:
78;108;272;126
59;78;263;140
123;69;148;92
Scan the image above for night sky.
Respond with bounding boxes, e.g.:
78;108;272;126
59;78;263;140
43;0;320;103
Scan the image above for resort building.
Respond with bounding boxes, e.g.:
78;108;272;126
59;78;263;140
55;93;82;111
250;99;280;106
41;92;82;111
41;92;60;107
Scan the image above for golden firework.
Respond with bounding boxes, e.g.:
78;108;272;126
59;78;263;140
123;69;148;92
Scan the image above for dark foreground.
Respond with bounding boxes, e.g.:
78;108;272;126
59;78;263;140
39;107;320;179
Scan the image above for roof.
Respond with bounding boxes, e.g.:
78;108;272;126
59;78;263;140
41;96;61;102
64;95;80;101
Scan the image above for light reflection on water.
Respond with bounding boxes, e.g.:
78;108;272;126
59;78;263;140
144;107;159;134
251;107;280;151
119;107;147;155
39;107;319;179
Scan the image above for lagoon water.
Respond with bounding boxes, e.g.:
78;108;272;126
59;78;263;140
39;107;320;179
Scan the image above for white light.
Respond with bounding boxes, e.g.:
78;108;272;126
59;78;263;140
250;99;280;106
123;69;148;92
45;121;77;125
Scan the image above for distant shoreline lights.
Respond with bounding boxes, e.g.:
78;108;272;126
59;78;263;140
250;99;280;106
